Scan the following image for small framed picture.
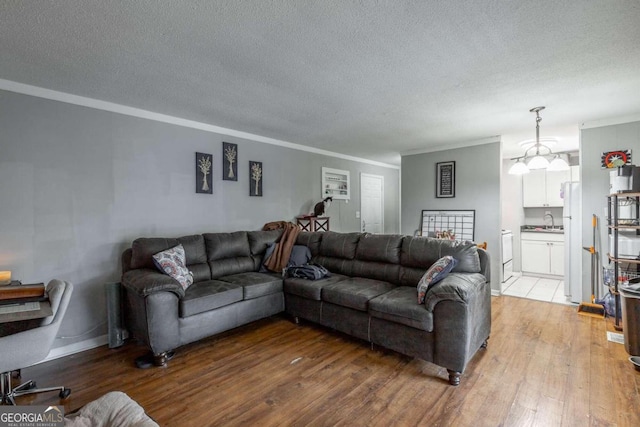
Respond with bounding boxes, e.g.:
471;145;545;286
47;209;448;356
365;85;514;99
196;152;213;194
436;161;455;198
222;142;238;181
601;149;631;168
249;161;263;196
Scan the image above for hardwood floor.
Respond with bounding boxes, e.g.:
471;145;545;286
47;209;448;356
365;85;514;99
11;296;640;426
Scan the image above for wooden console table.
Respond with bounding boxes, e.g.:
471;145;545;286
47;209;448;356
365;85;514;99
296;216;330;232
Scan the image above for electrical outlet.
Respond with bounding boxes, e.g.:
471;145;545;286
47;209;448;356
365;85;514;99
356;211;360;218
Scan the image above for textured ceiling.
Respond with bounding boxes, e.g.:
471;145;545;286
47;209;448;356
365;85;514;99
1;0;640;165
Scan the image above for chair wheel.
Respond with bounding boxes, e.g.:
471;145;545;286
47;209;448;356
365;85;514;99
27;380;37;389
59;388;71;399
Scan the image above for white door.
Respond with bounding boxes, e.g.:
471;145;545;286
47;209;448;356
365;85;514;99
360;173;384;233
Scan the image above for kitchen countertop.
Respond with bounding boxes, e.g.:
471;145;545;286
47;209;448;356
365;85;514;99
520;225;564;234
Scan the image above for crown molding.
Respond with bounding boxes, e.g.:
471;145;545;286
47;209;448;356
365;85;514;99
0;79;399;170
400;136;501;157
580;113;640;129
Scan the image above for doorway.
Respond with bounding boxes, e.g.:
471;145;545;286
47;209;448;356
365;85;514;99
360;173;384;233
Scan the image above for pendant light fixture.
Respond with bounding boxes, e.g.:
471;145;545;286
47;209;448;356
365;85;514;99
508;106;570;175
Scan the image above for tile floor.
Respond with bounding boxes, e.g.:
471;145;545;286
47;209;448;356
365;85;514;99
502;273;577;306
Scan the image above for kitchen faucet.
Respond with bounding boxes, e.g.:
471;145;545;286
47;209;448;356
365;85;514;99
543;212;555;229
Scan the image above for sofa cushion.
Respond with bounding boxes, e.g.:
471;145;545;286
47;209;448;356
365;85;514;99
311;256;355;277
209;258;256;280
322;278;396;311
217;272;283;300
204;232;257;279
249;230;283;270
400;237;481;273
449;242;481;273
152;244;194;290
369;287;434;332
284;273;349;300
295;232;323;256
350;260;400;285
179;280;243;317
130;235;207;270
319;232;361;259
248;230;283;255
417;256;458;304
355;233;403;264
204;232;251;260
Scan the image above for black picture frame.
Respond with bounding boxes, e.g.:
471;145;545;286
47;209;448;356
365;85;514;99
249;161;263;197
436;161;455;198
222;142;238;181
195;152;213;194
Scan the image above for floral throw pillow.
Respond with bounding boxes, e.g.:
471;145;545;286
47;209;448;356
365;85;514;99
152;244;194;290
417;255;458;304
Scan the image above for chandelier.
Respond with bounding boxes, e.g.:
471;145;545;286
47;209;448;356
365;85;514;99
508;107;570;175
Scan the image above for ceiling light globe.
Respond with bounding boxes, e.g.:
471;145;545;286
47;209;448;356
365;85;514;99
547;155;570;171
527;155;549;170
508;160;530;175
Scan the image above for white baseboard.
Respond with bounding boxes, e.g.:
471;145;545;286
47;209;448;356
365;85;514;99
42;334;108;364
491;289;501;296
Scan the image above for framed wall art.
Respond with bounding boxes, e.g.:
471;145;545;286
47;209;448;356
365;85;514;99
222;142;238;181
249;161;263;196
436;161;455;198
196;152;213;194
601;149;631;168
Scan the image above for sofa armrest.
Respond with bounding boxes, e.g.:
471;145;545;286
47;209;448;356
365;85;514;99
424;272;491;374
424;273;487;312
122;269;185;298
123;273;181;355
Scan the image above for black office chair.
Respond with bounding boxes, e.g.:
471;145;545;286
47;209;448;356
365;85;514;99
0;280;73;405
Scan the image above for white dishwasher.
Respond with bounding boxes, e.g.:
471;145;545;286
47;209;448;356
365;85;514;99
501;230;513;282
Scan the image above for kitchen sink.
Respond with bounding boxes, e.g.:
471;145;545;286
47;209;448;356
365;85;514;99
521;225;564;233
544;227;564;233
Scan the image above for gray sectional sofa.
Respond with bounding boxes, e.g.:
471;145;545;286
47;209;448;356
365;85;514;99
121;230;491;385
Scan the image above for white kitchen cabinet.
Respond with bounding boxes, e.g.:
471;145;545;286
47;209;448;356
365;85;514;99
521;240;550;274
549;242;565;275
521;232;565;276
522;170;547;207
545;171;568;206
522;169;570;207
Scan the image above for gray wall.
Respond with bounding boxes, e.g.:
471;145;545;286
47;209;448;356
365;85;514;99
580;120;640;300
401;142;502;291
0;90;399;350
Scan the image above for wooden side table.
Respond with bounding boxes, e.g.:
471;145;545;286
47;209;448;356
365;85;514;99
296;216;330;232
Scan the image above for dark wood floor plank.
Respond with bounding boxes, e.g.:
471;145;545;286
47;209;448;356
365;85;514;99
9;296;640;426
